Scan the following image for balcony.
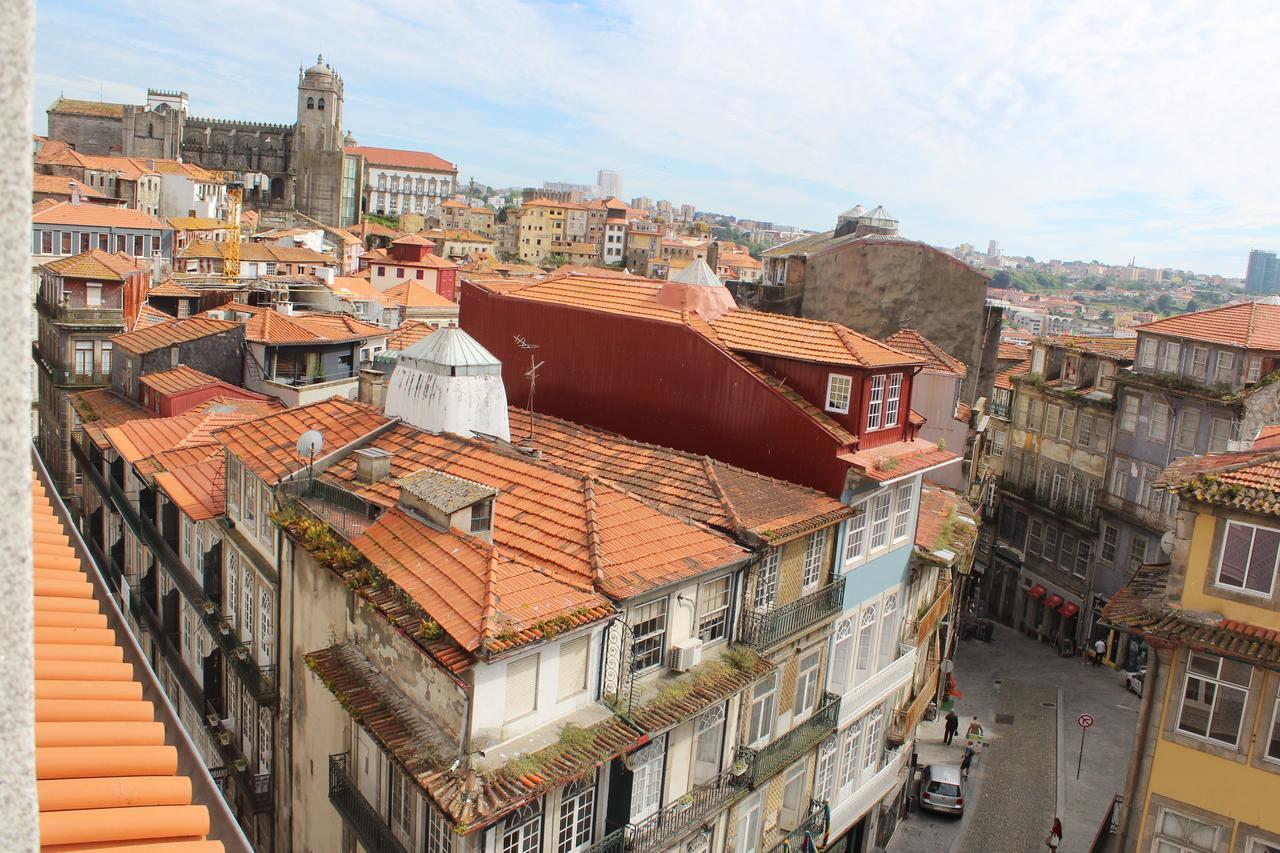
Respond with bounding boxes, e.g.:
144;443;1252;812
908;581;951;648
198;603;278;705
768;800;828;853
31;342;108;388
990;400;1011;419
626;769;749;852
207;702;273;814
36;293;125;325
888;661;940;745
1097;490;1175;531
329;753;407;853
739;692;840;788
999;479;1098;529
740;578;845;650
586;829;626;853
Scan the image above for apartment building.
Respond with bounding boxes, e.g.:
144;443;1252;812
1100;303;1280;668
514;198;569;264
882;329;970;492
348;144;458;217
1102;431;1280;852
32;197;173;268
994;336;1134;648
361;233;460;299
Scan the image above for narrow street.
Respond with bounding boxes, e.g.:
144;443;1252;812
887;623;1138;853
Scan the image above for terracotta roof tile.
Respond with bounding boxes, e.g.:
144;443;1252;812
153;458;226;521
914;485;977;555
32;174;103;198
104;411;257;466
111;318;239;354
32;473;225;852
43;249;147;281
1160;447;1280;518
712;311;921;368
292;313;387;342
386;321;435;351
383;281;458;309
138;366;220;396
998;341;1031;360
240;309;383;345
70;390;154;450
839;438;960;483
883;329;967;377
33;200;168;230
147;279;200;298
49;97;125;116
1046;335;1136;361
345;145;456;172
132;304;173;329
994;357;1031;391
1136;302;1280;351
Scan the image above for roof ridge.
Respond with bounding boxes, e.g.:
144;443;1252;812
581;476;607;590
480;544;499;645
701;455;745;535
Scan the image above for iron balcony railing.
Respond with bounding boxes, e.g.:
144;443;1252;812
31;341;109;387
626;768;750;852
329;753;408;853
739;577;846;650
990;400;1011;419
198;601;278;706
1000;477;1099;528
1097;490;1175;531
206;701;273;814
36;293;126;325
585;828;626;853
739;693;840;788
768;800;828;853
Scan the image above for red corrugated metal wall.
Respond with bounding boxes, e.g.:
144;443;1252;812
462;284;852;496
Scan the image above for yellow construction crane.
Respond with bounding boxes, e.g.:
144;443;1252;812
223;180;244;282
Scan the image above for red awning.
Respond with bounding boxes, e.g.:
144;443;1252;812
1027;584;1047;599
1059;602;1080;618
1044;593;1064;609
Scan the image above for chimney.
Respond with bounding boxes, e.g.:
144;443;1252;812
151;251;164;283
318;266;335;285
69;182;81;205
705;241;720;271
148;159;156;171
353;447;392;484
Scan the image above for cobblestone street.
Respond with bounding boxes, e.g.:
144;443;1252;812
887;623;1138;853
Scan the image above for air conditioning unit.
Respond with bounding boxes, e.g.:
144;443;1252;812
670;638;703;672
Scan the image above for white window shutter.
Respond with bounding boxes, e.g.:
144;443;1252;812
505;654;539;722
557;637;588;701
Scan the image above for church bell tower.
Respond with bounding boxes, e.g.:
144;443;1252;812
295;53;343;152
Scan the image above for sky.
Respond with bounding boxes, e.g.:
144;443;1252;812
32;0;1280;277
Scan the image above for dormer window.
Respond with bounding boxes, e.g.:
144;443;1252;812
469;498;493;534
825;374;852;414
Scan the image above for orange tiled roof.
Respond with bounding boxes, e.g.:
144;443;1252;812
214;398;391;485
883;329;967;377
154;457;226;521
147;279;200;298
914;485;977;555
513;408;854;544
345;145;456;172
1046;335;1136;361
138;366;220;396
292;313;387;341
32;174;103;198
994;357;1031;391
364;248;458;270
328;275;393;305
839;438;960;483
43;249;147;281
186;395;284;419
1136;302;1280;351
32;473;225;852
112;318;239;354
383;281;457;309
133;444;222;479
352;507;613;654
386;320;436;351
104;411;257;465
1159;445;1280;518
997;341;1031;360
711;311;922;368
391;233;435;247
70;389;154;450
319;424;748;599
33;200;168;230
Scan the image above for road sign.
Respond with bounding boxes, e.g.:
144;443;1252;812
1078;713;1095;728
1076;714;1094;779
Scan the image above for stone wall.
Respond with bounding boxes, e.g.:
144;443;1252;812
46;111;123;155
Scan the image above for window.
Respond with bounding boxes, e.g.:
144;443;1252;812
1029;398;1044;431
866;375;885;430
1148;402;1170;442
241;566;253;644
628;733;666;821
885;373;902;427
780;762;807;829
1215;351;1235;385
1159;341;1181;373
1175;409;1200;452
1247;356;1264;383
891;483;913;542
469;499;492;533
1128;536;1148;570
1043;525;1060;562
877;593;899;668
693;705;725;785
1075;541;1092;579
317;96;325;110
1208;418;1233;453
1097;361;1117;393
697;576;731;643
1101;525;1118;563
1177;651;1252;747
747;673;778;747
226;550;238;627
1267;685;1280;763
990;428;1005;457
1152;807;1219;853
557;778;594;853
1138;338;1156;369
754;551;779;610
632;599;667;671
1014;396;1028;427
825;374;852;413
389;765;414;844
504;654;539;722
259;589;273;666
1031;347;1046;376
802;529;826;590
862;707;884;774
1028;519;1044;555
1059;533;1076;571
557;636;588;701
735;794;763;853
844;504;868;566
243;473;256;528
306;96;314;109
40;231;52;254
813;737;838;802
794;650;821;719
854;604;879;682
73;340;93;376
1215;520;1280;596
1190;346;1208;379
61;231;72;254
869;492;892;551
501;803;542;853
828;618;853;696
101;342;111;376
839;719;863;789
1119;394;1139;433
396;268;404;279
1045;404;1061;437
1058;408;1075;443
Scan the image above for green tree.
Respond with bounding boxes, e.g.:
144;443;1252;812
992;270;1012;288
1185;298;1199;314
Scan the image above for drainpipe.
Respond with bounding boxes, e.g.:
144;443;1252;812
1115;645;1158;850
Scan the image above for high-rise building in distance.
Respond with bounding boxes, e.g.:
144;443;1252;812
1245;249;1279;293
596;169;621;198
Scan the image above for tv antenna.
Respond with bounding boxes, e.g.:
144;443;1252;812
514;336;543;447
296;429;324;491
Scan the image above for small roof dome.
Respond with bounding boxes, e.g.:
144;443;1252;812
657;259;737;321
399;326;502;377
305;54;332;77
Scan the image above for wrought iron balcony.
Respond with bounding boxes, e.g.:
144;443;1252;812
586;828;626;853
888;658;940;745
206;702;273;814
36;293;126;325
999;478;1098;528
329;753;408;853
768;800;828;853
739;577;846;650
990;400;1011;419
626;769;749;852
1097;490;1175;531
31;341;108;387
198;603;278;706
739;693;840;788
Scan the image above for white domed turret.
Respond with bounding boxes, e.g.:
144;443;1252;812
306;54;333;77
385;327;511;441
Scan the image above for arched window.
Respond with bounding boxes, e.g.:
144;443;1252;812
501;801;542;853
306;97;314;109
318;97;325;111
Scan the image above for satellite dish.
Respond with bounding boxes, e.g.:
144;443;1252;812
296;430;324;460
1159;530;1176;556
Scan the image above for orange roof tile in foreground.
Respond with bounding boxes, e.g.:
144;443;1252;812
883;329;966;377
137;366;221;396
104;411;256;466
214;398;391;485
32;473;225;852
838;438;960;483
154;458;226;521
386;320;436;351
112;318;239;354
43;249;147;281
1136;301;1280;351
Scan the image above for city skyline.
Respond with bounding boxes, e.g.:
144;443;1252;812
32;0;1280;277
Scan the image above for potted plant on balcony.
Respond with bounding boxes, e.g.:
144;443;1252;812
730;758;749;778
219;620;231;636
217;729;233;746
672;793;694;814
202;599;216;615
234;645;250;661
233;757;247;773
206;711;220;728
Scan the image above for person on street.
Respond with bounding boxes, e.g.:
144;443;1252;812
960;745;975;780
1046;816;1063;850
965;717;984;742
1093;638;1106;667
943;709;959;745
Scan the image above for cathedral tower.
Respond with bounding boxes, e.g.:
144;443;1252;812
295;54;343;153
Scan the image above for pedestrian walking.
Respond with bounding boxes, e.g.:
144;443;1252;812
943;709;959;745
960;745;975;780
965;717;984;743
1045;816;1063;850
1092;638;1106;668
